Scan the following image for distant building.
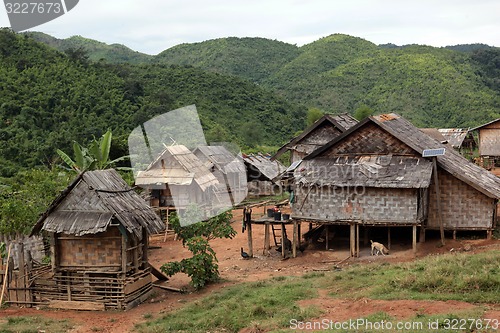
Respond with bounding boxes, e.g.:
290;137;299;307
242;153;286;197
471;118;500;176
271;113;358;163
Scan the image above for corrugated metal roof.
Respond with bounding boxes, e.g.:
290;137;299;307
295;155;432;188
135;145;218;191
31;169;165;237
470;118;500;131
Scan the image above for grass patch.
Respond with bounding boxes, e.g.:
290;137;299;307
135;276;320;333
323;251;500;303
136;250;499;333
0;316;73;333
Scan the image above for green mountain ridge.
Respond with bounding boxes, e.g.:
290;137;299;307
0;29;305;176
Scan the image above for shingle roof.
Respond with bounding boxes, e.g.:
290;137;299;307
295;155;432;189
193;146;246;174
31;169;165;237
271;113;358;160
470;118;500;131
243;153;286;181
307;113;500;199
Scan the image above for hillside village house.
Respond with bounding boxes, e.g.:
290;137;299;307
30;169;165;310
135;145;226;219
243;153;286;197
471;118;500;177
292;114;500;256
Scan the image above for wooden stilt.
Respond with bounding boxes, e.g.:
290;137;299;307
0;243;12;305
163;208;169;242
281;223;286;258
263;222;270;254
247;220;253;258
292;220;298;258
356;223;359;258
487;230;492;240
412;225;417;255
452;230;457;240
387;227;391;250
350;224;355;257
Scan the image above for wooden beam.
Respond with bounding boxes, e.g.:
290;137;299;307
349;224;355;257
433;157;445;246
387;227;391;250
281;223;285;258
263;222;270;254
356;223;359;258
0;243;12;305
148;263;168;281
48;300;105;311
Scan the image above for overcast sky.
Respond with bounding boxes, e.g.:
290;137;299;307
1;0;499;55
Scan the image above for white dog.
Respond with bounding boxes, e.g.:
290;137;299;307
370;240;389;256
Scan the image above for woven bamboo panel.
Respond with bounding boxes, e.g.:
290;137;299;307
294;185;418;223
58;228;122;269
322;123;416;157
428;169;495;229
479;128;500;156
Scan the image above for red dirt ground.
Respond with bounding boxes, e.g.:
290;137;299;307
1;207;499;332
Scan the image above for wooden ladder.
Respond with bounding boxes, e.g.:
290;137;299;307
272;224;284;247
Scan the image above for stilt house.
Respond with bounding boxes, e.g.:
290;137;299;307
135;145;221;216
30;169;165;310
293;114;500;255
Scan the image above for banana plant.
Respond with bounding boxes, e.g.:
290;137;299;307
57;130;130;172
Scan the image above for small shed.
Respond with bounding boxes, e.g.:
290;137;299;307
135;145;221;216
293;113;500;255
193;145;247;205
471;118;500;175
437;128;477;159
30;169;165;310
243;153;286;197
272;113;358;163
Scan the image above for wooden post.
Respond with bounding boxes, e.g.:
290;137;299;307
453;230;457;240
163;208;169;242
121;234;127;273
17;242;26;303
292;220;298;258
0;243;12;305
50;233;57;271
387;227;391;250
433;157;445;246
412;225;417;255
263;222;270;254
356;223;359;258
281;223;286;258
247;220;253;258
350;224;355;257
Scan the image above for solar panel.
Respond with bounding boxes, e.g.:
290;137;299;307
422;148;446;157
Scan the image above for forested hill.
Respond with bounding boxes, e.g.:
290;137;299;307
156;34;500;128
0;29;305;177
29;32;500;128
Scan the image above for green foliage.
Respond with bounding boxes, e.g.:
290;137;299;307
0;316;74;332
0;168;70;235
306;107;323;126
57;130;129;172
0;30;305;177
353;104;374;120
161;209;236;289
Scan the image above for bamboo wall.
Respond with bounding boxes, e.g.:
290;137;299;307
427;169;496;230
293;185;421;224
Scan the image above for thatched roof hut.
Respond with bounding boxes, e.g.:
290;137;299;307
30;169;164;310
